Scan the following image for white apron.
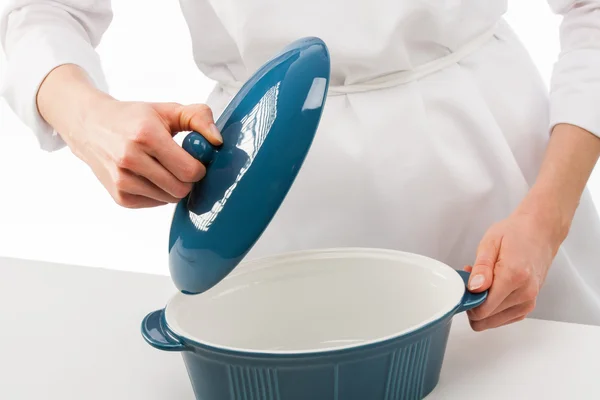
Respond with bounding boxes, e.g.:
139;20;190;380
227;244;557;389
177;0;600;326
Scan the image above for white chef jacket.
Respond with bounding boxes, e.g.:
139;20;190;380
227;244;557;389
2;1;600;326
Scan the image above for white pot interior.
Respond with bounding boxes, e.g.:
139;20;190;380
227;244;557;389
165;248;465;354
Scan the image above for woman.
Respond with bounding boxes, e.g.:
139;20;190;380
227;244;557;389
2;0;600;331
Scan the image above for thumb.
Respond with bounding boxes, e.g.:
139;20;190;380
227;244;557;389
468;231;501;292
154;102;223;145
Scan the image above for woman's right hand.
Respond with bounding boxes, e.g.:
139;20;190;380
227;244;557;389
37;64;223;208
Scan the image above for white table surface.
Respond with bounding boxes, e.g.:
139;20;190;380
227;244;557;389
1;256;599;399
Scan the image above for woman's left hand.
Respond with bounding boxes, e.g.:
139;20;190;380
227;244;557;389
464;124;600;331
464;208;564;331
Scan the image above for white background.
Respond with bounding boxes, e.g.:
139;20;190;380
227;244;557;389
0;1;599;276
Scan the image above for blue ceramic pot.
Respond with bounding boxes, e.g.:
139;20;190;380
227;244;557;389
142;248;487;400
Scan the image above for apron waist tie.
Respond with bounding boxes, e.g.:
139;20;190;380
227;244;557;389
218;23;497;96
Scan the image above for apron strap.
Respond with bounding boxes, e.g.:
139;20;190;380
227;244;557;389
328;23;498;95
218;23;498;97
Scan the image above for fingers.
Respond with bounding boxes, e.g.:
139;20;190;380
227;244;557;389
116;148;196;198
142;103;215;184
113;193;167;209
469;300;535;332
154;102;223;145
466;258;540;331
123;119;207;187
148;139;207;184
468;230;501;292
97;166;168;208
113;168;182;204
498;314;528;328
477;282;539;318
466;227;524;325
467;265;516;322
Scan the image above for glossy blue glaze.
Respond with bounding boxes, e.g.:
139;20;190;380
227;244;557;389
169;37;331;294
141;309;186;352
141;271;487;400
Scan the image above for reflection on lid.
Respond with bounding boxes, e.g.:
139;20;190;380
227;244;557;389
302;77;327;111
188;82;281;231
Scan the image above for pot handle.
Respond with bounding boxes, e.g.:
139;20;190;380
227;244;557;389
455;270;488;314
141;309;187;352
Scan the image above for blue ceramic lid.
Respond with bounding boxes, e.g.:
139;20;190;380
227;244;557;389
168;37;331;294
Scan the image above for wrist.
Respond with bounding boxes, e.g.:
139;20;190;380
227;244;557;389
514;184;572;250
37;64;114;143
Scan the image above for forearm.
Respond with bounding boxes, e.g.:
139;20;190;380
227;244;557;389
516;123;600;244
36;64;113;145
1;2;113;150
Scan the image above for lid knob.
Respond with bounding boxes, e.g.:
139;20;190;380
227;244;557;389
182;131;216;165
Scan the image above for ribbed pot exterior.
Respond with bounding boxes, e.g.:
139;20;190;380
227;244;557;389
180;317;453;400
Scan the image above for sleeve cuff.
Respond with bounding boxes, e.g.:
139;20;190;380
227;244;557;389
549;96;600;139
1;25;108;151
